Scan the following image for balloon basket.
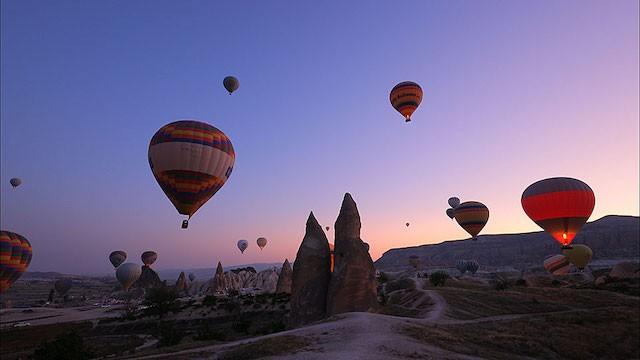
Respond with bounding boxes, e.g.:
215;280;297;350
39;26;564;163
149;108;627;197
181;220;189;229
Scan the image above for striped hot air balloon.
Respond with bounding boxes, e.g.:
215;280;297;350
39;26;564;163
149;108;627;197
543;254;571;276
0;231;32;293
522;177;595;248
455;260;467;274
453;201;489;240
390;81;423;122
141;251;157;267
465;260;479;274
148;120;235;228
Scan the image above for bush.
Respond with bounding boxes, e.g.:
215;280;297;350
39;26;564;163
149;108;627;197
33;331;95;360
429;271;449;287
157;322;185;347
202;295;217;307
493;277;511;291
515;279;527;287
232;318;251;334
194;321;227;341
144;286;180;319
377;272;389;283
385;278;416;293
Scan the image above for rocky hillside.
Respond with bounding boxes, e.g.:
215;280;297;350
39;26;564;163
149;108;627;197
375;215;639;271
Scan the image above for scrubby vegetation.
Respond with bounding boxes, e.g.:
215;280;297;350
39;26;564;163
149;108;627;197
429;271;449;287
33;331;95;360
143;286;180;318
385;278;416;293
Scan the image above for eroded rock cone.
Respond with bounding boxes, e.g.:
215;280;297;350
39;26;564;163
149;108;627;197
174;272;187;294
326;193;377;315
212;261;227;293
290;212;332;327
276;259;293;294
134;265;163;289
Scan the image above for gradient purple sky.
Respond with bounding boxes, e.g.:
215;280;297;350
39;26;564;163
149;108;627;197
1;1;638;274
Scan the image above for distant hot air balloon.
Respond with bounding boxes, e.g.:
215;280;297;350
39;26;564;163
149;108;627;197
326;226;330;231
408;255;420;270
363;242;370;252
9;178;22;188
256;237;268;250
0;231;32;293
223;76;239;95
109;251;127;269
148;120;235;229
453;201;489;240
141;251;157;267
237;239;248;254
329;243;335;273
522;177;595;249
116;263;142;291
446;208;455;219
54;278;72;296
562;244;593;270
465;260;479;274
455;260;467;274
390;81;423;122
543;254;571;276
448;197;460;208
188;273;196;282
406;222;410;227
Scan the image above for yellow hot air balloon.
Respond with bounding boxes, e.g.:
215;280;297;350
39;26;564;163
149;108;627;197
562;244;593;270
390;81;423;122
148;120;235;228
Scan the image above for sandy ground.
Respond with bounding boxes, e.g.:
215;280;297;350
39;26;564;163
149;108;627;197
0;305;123;328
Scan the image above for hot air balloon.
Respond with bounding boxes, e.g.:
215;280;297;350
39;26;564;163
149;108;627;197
188;273;196;282
390;81;423;122
448;197;460;208
116;263;142;291
237;239;248;254
54;278;72;296
562;244;593;270
543;254;571;276
453;201;489;240
326;226;330;231
408;255;420;270
363;242;370;252
148;120;235;229
223;76;239;95
0;231;32;293
256;237;267;250
406;222;410;227
446;208;455;219
455;260;467;274
9;178;21;188
465;260;479;274
522;177;595;249
109;251;127;268
141;251;157;267
329;243;335;273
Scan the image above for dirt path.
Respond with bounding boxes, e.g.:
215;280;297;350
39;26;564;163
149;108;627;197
413;276;447;322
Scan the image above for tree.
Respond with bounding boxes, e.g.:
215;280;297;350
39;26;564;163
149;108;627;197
144;286;180;319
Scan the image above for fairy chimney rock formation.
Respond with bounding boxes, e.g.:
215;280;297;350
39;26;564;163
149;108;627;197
212;261;226;292
276;259;293;294
289;212;332;327
174;272;187;294
326;193;377;315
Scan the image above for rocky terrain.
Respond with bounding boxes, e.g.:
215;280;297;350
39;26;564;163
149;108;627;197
375;215;639;272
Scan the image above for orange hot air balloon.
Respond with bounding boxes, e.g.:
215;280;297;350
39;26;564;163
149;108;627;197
0;231;32;293
390;81;423;122
148;120;235;228
453;201;489;240
522;177;595;249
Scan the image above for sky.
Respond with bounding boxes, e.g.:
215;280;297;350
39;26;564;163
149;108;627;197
1;0;638;275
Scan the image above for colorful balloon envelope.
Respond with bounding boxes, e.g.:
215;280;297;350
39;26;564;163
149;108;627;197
141;251;157;267
109;250;127;268
0;231;32;293
223;76;239;94
453;201;489;240
390;81;423;122
237;239;248;253
148;120;235;228
256;237;268;250
543;254;571;276
116;263;142;291
522;177;595;248
562;244;593;270
9;178;22;188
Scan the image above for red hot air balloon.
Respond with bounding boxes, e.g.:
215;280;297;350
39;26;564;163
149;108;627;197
522;177;595;249
0;231;33;293
453;201;489;240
